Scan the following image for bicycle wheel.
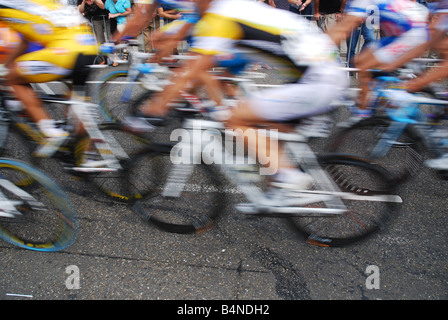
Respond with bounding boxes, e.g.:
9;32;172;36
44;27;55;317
128;144;227;234
288;154;400;247
130;90;192;144
97;70;146;122
327;116;426;183
78;121;151;202
0;158;78;251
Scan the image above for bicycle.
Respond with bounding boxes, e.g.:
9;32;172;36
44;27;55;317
96;41;268;123
327;76;448;184
95;41;183;122
0;157;78;251
128;112;402;247
0;76;151;202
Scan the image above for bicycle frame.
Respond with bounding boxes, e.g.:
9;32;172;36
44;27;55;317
0;93;130;173
120;52;173;98
162;118;402;217
368;89;448;160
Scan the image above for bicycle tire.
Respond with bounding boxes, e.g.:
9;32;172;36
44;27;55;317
0;158;78;251
288;153;399;247
97;70;146;122
77;121;151;202
128;144;227;234
327;116;426;184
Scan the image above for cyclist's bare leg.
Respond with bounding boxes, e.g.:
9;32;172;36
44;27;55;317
5;68;52;124
138;54;217;116
191;70;224;105
406;37;448;92
226;100;295;176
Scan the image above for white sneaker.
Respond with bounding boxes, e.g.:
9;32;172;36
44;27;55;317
425;154;448;170
271;168;314;190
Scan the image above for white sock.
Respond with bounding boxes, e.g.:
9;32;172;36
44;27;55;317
37;119;68;138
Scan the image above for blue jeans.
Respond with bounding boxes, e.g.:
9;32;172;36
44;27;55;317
346;23;376;67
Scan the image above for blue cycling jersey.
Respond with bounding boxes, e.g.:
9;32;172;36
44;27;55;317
346;0;428;37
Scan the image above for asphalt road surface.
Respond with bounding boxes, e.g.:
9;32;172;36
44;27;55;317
0;65;447;305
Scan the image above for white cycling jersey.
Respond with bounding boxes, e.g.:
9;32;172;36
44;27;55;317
190;0;348;121
190;0;339;67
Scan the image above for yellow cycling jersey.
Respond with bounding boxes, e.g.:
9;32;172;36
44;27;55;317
190;0;339;66
0;0;96;47
0;0;98;83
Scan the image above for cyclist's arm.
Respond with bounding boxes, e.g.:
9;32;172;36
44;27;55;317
152;21;195;62
111;2;158;42
326;13;364;45
406;56;448;92
3;38;29;69
405;25;448;92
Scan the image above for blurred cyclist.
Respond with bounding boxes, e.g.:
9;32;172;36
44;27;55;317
0;0;98;155
396;0;448;170
123;0;348;190
327;0;430;114
110;0;244;118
